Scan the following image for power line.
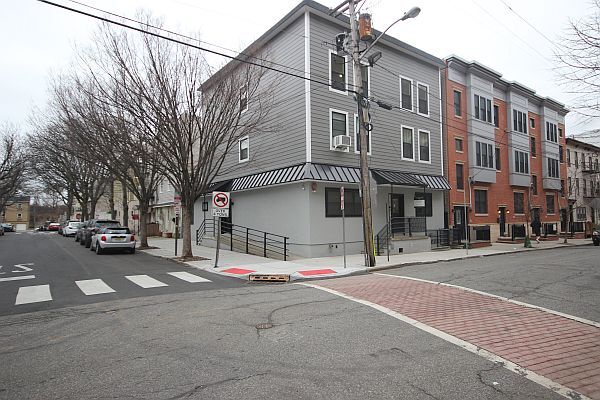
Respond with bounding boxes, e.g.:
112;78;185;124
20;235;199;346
496;0;557;47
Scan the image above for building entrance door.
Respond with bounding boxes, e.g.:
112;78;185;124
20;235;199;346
389;193;404;234
499;206;507;237
454;206;467;240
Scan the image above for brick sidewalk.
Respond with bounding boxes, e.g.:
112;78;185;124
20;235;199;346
312;274;600;399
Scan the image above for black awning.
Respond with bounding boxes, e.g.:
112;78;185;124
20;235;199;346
305;163;361;183
230;164;305;191
372;169;425;187
207;179;233;193
412;174;451;190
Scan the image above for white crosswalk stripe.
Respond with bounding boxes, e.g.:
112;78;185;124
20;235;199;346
15;284;52;305
76;279;116;295
167;272;211;283
125;275;168;288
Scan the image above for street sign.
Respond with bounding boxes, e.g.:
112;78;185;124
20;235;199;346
340;186;345;211
174;203;181;216
212;192;230;209
212;208;229;217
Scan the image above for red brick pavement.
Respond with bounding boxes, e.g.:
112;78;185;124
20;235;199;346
314;274;600;399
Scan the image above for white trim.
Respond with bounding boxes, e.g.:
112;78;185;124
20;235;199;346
329;108;349;152
416;81;430;117
400;124;415;161
304;11;311;163
353;113;371;156
452;88;462;117
238;135;249;163
328;49;348;95
399;75;413;111
298;282;592;400
417;129;431;164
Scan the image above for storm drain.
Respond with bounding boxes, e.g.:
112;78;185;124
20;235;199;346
248;274;290;282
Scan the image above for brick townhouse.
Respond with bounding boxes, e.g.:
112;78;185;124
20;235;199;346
444;56;569;242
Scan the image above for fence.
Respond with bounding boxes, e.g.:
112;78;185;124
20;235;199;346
390;217;427;237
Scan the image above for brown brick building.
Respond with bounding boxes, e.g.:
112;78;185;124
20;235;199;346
444;57;568;242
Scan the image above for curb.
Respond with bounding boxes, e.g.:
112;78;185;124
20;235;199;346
366;241;592;273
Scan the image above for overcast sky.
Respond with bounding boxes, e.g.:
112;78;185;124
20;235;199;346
1;0;597;140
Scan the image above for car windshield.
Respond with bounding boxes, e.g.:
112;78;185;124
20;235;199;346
69;222;82;228
105;228;130;234
97;221;120;228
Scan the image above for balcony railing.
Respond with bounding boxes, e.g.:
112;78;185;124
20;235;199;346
390;217;427;236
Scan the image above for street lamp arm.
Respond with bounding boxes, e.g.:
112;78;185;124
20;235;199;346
358;7;421;62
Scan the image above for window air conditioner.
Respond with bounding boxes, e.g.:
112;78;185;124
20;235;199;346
333;135;351;149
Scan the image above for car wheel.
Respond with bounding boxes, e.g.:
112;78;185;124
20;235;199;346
96;244;103;255
75;235;80;242
85;238;91;248
594;241;599;246
90;241;95;251
130;246;136;254
80;237;86;245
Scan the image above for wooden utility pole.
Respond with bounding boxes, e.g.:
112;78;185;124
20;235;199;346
348;0;376;267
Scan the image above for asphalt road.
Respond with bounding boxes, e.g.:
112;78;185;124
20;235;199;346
1;240;588;399
0;231;244;316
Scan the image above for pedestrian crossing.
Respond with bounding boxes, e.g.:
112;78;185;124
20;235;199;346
9;271;212;306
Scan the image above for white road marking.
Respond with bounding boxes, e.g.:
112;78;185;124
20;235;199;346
0;275;36;282
125;275;168;288
15;284;52;305
76;279;116;295
12;263;34;273
167;272;211;283
375;273;600;328
298;282;591;400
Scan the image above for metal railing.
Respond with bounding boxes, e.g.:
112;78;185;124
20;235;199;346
472;225;491;241
196;218;289;261
390;217;427;236
375;223;391;256
510;224;526;240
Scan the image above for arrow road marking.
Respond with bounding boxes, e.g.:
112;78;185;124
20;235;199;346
12;263;34;273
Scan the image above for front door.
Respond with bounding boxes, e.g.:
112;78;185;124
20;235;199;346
499;207;507;237
390;194;404;234
454;206;467;240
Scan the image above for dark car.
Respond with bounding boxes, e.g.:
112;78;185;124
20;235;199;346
75;220;89;243
593;230;599;246
1;223;14;232
81;219;121;248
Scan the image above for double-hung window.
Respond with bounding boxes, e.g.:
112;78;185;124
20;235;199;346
330;52;347;93
495;147;501;170
418;130;430;162
476;141;493;168
473;94;492;123
547;158;559;178
453;90;461;117
400;77;413;111
514;150;529;174
330;110;348;150
513;110;527;133
514;192;525;214
493;105;499;127
546;122;557;142
238;136;249;162
414;192;433;217
546;194;555;214
474;190;488;214
240;85;248;113
456;163;464;190
402;126;414;160
530;137;536;157
417;83;429;116
532;175;538;195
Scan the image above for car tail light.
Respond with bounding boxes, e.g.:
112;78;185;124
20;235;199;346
101;235;107;242
130;234;136;242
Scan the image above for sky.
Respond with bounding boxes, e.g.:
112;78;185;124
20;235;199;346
1;0;597;141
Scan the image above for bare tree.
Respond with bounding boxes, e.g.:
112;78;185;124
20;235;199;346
0;123;28;213
555;0;600;121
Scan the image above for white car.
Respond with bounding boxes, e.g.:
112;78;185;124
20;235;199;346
90;227;136;254
63;221;82;237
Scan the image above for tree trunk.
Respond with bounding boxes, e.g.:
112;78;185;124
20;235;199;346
563;207;570;244
90;199;98;220
121;180;128;227
138;201;149;248
109;180;116;220
66;192;73;221
181;203;193;258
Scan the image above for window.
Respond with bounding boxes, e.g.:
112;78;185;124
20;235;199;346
559;128;563;137
575;151;579;168
576;207;586;221
456;163;464;190
567;149;571;165
493;105;499;128
417;83;429;115
595;159;599;171
576;178;580;195
238;136;249;162
16;203;22;210
530;118;535;128
568;177;572;195
453;90;461;117
474;190;488;214
330;52;346;92
240;85;248;112
400;77;413;110
583;179;587;196
354;114;370;154
559;145;564;163
514;150;529;174
17;213;22;221
330;110;348;150
589;156;593;170
513;110;527;133
514;192;525;214
546;194;555;214
325;187;361;217
476;141;493;168
473;94;493;123
547;157;559;178
414;192;433;217
402;126;414;160
532;175;538;195
455;137;463;152
561;180;565;197
546;122;557;142
495;147;501;171
418;130;430;162
530;137;536;157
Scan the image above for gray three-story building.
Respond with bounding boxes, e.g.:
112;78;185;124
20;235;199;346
195;0;449;258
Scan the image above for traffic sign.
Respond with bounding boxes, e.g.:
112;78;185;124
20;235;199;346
212;208;229;217
174;202;181;216
340;187;345;211
212;192;230;209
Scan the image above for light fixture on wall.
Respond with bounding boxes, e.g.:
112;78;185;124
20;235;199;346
311;182;317;193
301;183;306;191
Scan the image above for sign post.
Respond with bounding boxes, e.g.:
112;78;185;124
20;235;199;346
173;194;181;256
341;187;346;269
212;192;230;268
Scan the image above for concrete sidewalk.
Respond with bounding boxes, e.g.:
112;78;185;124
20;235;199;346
141;236;593;281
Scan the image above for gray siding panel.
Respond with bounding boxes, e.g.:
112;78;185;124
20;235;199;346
215;16;307;181
309;15;443;176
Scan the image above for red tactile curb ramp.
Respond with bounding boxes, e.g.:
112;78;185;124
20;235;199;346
298;268;337;276
314;274;600;399
220;268;256;275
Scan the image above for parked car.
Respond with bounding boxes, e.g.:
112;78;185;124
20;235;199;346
81;219;121;248
90;226;136;254
1;223;14;232
0;227;4;236
63;221;82;237
75;220;90;242
593;230;599;246
48;222;61;232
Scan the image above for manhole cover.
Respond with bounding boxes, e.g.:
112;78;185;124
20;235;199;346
255;323;273;330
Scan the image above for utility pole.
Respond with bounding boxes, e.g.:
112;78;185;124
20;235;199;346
348;0;375;267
